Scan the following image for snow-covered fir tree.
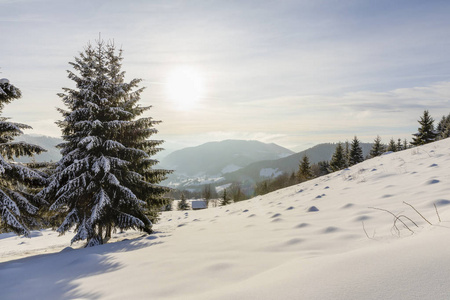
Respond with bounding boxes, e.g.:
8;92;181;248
0;77;47;236
411;110;437;146
38;40;171;246
330;142;346;171
349;136;364;166
370;135;385;158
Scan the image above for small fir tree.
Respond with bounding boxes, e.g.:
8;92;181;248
202;184;214;208
349;136;364;166
370;135;385;157
318;161;330;176
38;40;171;246
396;138;403;151
411;110;437;146
297;155;313;182
403;139;409;150
436;114;450;139
230;182;244;202
387;138;397;152
344;140;350;168
0;78;47;236
163;200;173;211
178;193;189;210
330;142;346;171
221;189;231;206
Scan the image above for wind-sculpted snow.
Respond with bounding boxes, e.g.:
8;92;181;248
1;139;450;299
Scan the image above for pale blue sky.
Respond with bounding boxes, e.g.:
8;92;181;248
1;0;450;154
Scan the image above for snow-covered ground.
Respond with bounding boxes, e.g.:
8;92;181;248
1;139;450;299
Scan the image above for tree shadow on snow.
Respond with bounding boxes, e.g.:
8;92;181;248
0;233;165;300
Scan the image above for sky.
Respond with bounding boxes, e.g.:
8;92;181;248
1;0;450;155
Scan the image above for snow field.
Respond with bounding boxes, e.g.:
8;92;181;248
1;139;450;299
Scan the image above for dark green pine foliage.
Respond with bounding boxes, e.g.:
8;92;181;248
318;161;330;176
396;138;403;151
330;142;346;172
349;136;364;166
298;155;313;181
370;135;385;158
411;110;437;146
343;141;350;168
387;138;397;152
221;189;231;206
177;193;189;210
38;40;170;247
0;78;47;236
436;114;450;139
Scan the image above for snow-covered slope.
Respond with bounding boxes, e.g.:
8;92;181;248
1;139;450;299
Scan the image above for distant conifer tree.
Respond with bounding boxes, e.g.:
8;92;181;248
330;142;346;171
297;155;313;181
396;138;403;151
411;110;437;146
387;138;397;152
38;40;171;246
349;136;364;166
0;77;47;236
318;161;331;175
403;139;409;150
221;189;231;206
344;140;350;167
436;114;450;139
370;135;385;157
178;193;189;210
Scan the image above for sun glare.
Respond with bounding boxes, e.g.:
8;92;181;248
166;66;204;110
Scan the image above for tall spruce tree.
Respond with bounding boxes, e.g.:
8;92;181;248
411;110;437;146
38;40;170;246
0;78;47;236
349;136;364;166
330;142;346;171
370;135;385;158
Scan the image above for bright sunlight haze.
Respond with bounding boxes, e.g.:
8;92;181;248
166;66;204;111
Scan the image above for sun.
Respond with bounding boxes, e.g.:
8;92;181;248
166;66;204;110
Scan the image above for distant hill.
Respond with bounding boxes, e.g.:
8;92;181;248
13;134;63;163
159;139;294;176
158;140;295;188
223;142;373;184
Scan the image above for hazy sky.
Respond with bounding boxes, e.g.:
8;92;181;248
1;0;450;154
